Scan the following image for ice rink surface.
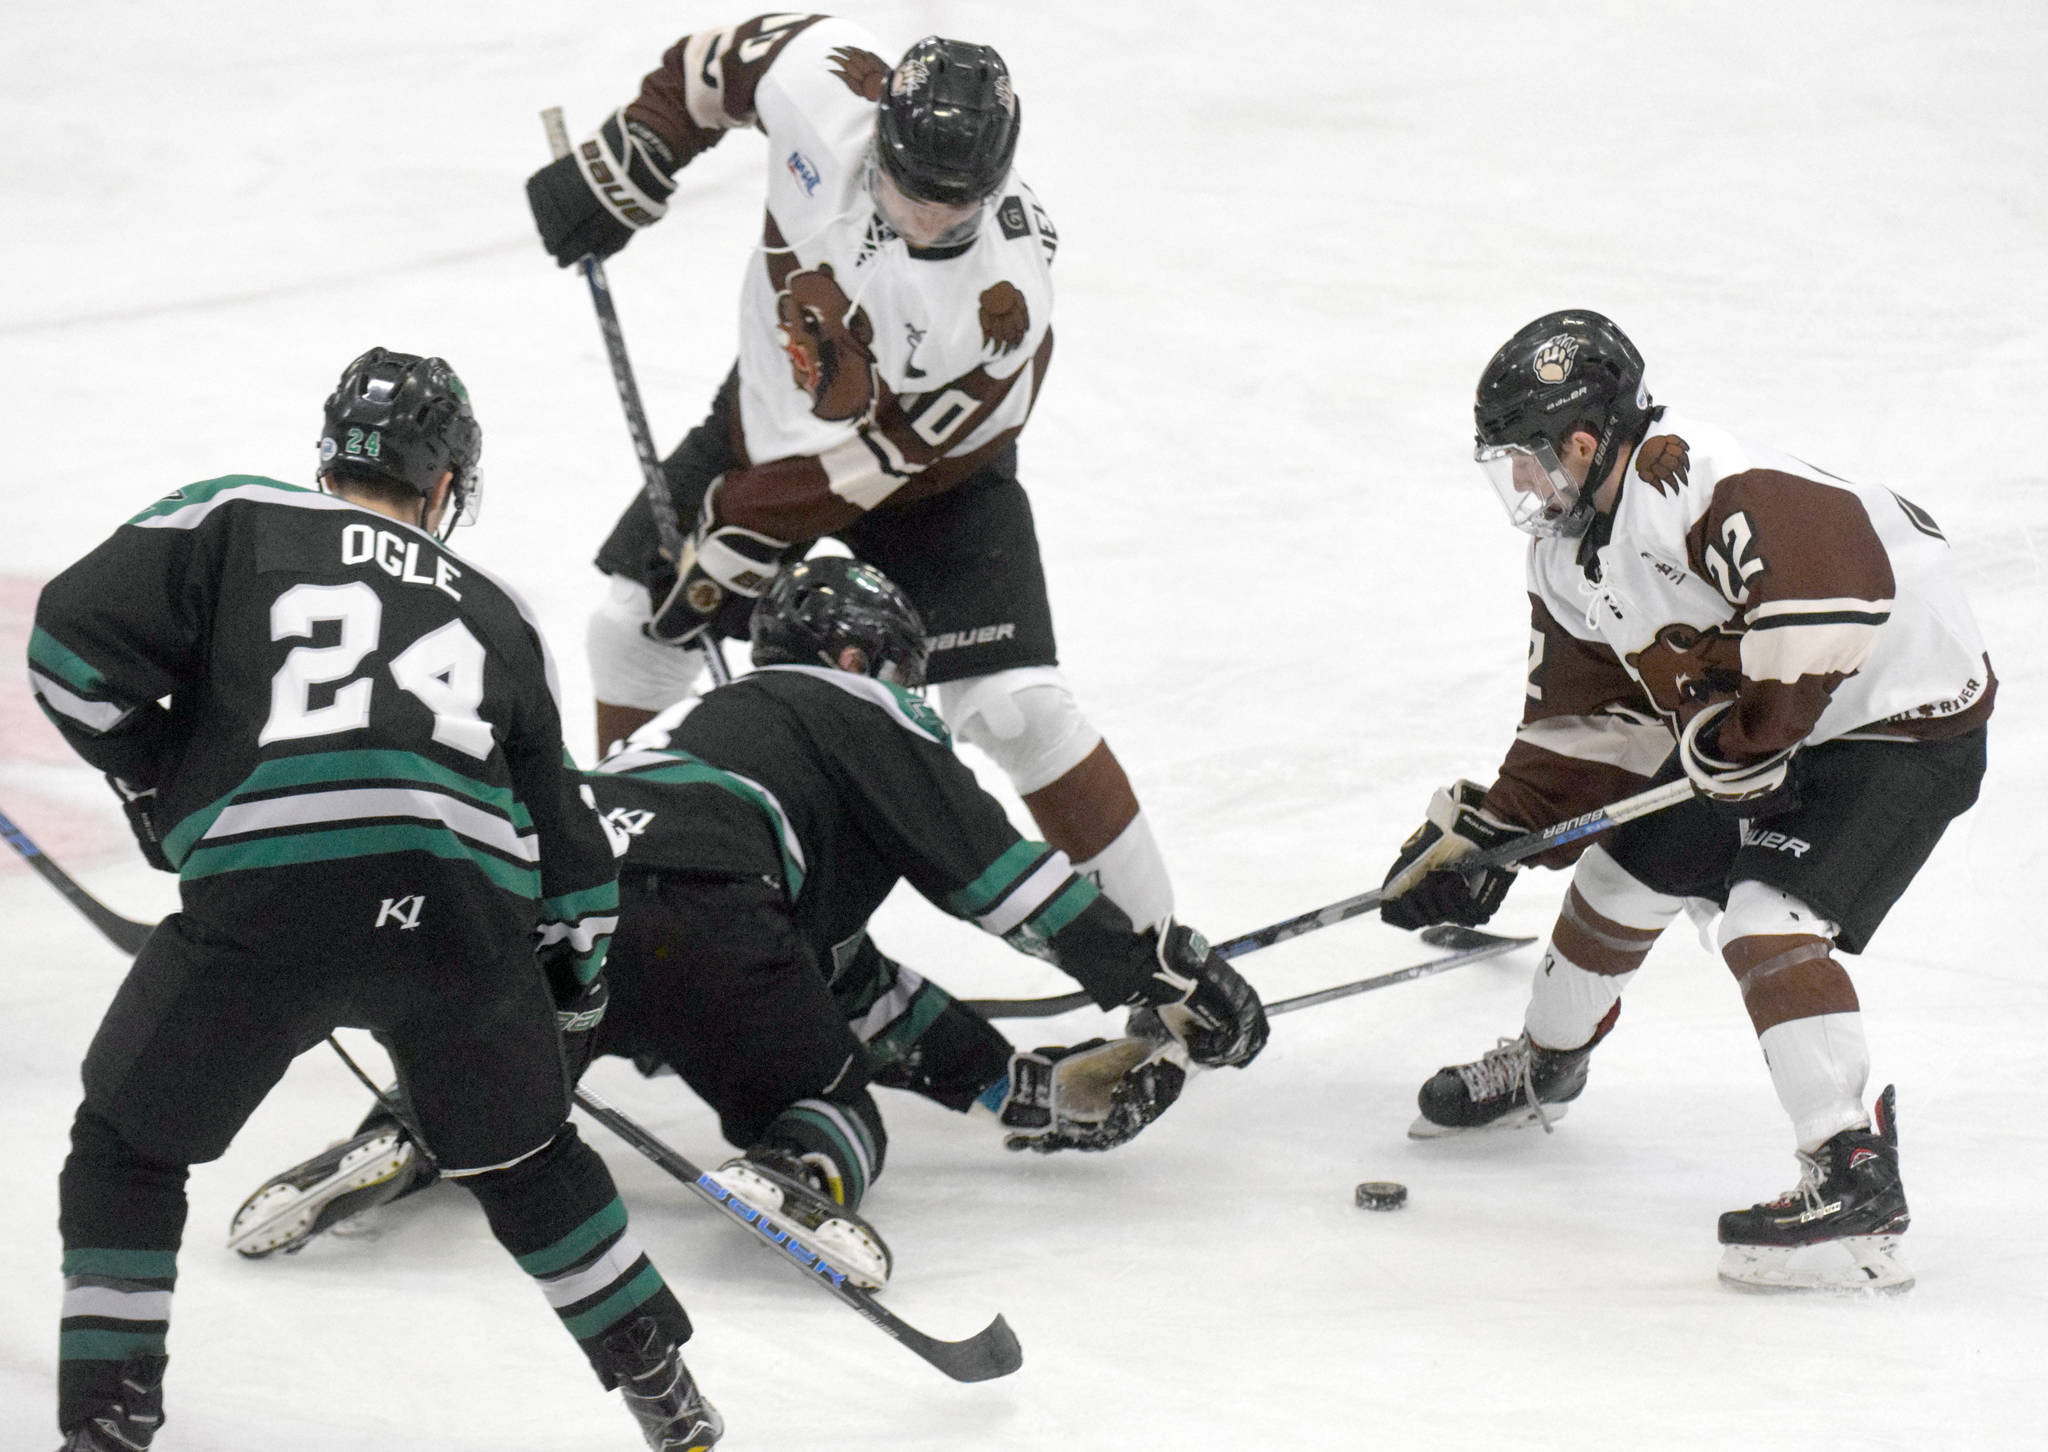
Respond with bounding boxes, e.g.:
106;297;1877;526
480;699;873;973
3;2;2045;1446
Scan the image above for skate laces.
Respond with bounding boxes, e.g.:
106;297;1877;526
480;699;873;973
1766;1149;1830;1213
1454;1034;1564;1133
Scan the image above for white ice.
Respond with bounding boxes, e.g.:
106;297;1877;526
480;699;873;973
3;2;2045;1447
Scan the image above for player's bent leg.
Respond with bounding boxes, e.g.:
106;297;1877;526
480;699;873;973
837;939;1014;1112
453;1125;719;1444
1413;845;1680;1138
711;1090;894;1290
590;572;711;754
940;667;1175;927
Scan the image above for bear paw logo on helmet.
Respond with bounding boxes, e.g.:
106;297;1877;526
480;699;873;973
1533;333;1581;384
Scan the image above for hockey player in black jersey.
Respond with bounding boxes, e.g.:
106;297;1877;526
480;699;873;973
234;556;1268;1289
30;350;719;1451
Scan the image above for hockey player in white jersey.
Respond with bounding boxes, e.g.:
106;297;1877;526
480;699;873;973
525;16;1179;930
1376;310;1992;1293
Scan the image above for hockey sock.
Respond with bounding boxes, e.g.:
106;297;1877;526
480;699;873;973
458;1124;689;1386
1071;810;1174;930
1522;867;1673;1049
854;967;1013;1112
56;1109;187;1429
1757;1012;1872;1151
756;1092;886;1210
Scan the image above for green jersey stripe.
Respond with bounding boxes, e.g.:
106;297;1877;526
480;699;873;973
28;625;109;694
944;839;1047;918
180;822;542;896
1007;877;1101;952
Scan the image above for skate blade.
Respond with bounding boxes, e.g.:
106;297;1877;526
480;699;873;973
707;1162;891;1290
227;1132;413;1259
1717;1235;1914;1295
1407;1102;1569;1139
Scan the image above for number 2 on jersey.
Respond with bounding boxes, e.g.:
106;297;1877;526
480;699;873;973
258;581;492;758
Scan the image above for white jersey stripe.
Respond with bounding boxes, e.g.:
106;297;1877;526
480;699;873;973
202;786;539;861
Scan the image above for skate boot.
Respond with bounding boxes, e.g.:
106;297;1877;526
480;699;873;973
706;1147;893;1289
57;1353;165;1450
1409;1003;1619;1138
599;1316;723;1452
227;1123;426;1258
1717;1084;1912;1294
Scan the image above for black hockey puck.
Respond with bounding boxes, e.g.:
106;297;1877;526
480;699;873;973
1354;1181;1408;1211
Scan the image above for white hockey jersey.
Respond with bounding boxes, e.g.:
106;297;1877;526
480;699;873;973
1486;409;1994;839
624;14;1057;540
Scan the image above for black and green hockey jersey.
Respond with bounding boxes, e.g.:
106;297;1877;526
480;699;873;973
588;665;1153;1008
30;475;617;981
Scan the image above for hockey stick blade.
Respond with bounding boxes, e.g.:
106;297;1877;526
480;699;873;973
0;804;157;955
572;1085;1022;1382
966;925;1530;1020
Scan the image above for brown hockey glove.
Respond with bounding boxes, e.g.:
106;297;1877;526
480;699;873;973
526;109;679;266
646;481;790;644
1379;780;1520;931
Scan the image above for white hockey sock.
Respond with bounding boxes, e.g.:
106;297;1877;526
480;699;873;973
1523;951;1636;1052
1073;810;1175;930
1757;1012;1871;1151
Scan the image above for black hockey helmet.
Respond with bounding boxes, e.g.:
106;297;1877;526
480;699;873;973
750;556;930;689
318;347;483;537
1472;310;1651;538
874;36;1020;206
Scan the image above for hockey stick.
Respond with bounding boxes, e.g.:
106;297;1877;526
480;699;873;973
0;804;155;954
964;778;1695;1018
540;107;730;689
571;1084;1023;1383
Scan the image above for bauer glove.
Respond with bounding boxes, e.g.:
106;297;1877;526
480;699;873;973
1678;700;1800;821
1379;780;1521;931
1132;921;1268;1069
997;1037;1187;1154
647;479;790;645
526;108;680;266
552;973;609;1083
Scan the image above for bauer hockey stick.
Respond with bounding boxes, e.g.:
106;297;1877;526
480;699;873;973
571;1084;1023;1383
965;777;1696;1018
0;804;155;954
541;107;730;688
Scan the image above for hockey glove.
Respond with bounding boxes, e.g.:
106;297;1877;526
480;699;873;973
1678;700;1800;820
1134;921;1269;1069
647;480;791;644
998;1037;1187;1153
553;974;610;1083
107;775;173;872
1379;780;1521;931
526;109;680;267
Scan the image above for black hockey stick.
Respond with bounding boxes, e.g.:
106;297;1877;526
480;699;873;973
0;804;155;954
540;107;730;688
963;778;1694;1018
571;1084;1023;1383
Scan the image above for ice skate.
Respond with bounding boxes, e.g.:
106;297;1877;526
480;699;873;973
600;1316;723;1451
1408;1004;1618;1138
227;1124;424;1258
57;1354;165;1451
707;1148;893;1290
1717;1085;1912;1294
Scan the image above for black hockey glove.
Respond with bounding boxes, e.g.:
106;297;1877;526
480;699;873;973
107;775;173;872
647;480;790;644
526;108;680;267
553;974;610;1083
1379;780;1521;931
1133;921;1268;1069
998;1038;1187;1153
1678;700;1800;821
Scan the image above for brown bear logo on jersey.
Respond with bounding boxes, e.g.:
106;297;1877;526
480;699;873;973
979;281;1029;356
775;263;881;423
830;45;889;102
1625;622;1744;730
1636;434;1691;496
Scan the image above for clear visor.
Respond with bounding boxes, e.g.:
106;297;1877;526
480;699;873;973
869;162;987;249
1475;438;1583;538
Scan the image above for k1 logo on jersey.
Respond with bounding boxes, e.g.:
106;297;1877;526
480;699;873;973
601;806;656;857
376;894;426;930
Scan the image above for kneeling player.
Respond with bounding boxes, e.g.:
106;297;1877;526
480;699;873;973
1376;311;1992;1294
231;558;1267;1289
